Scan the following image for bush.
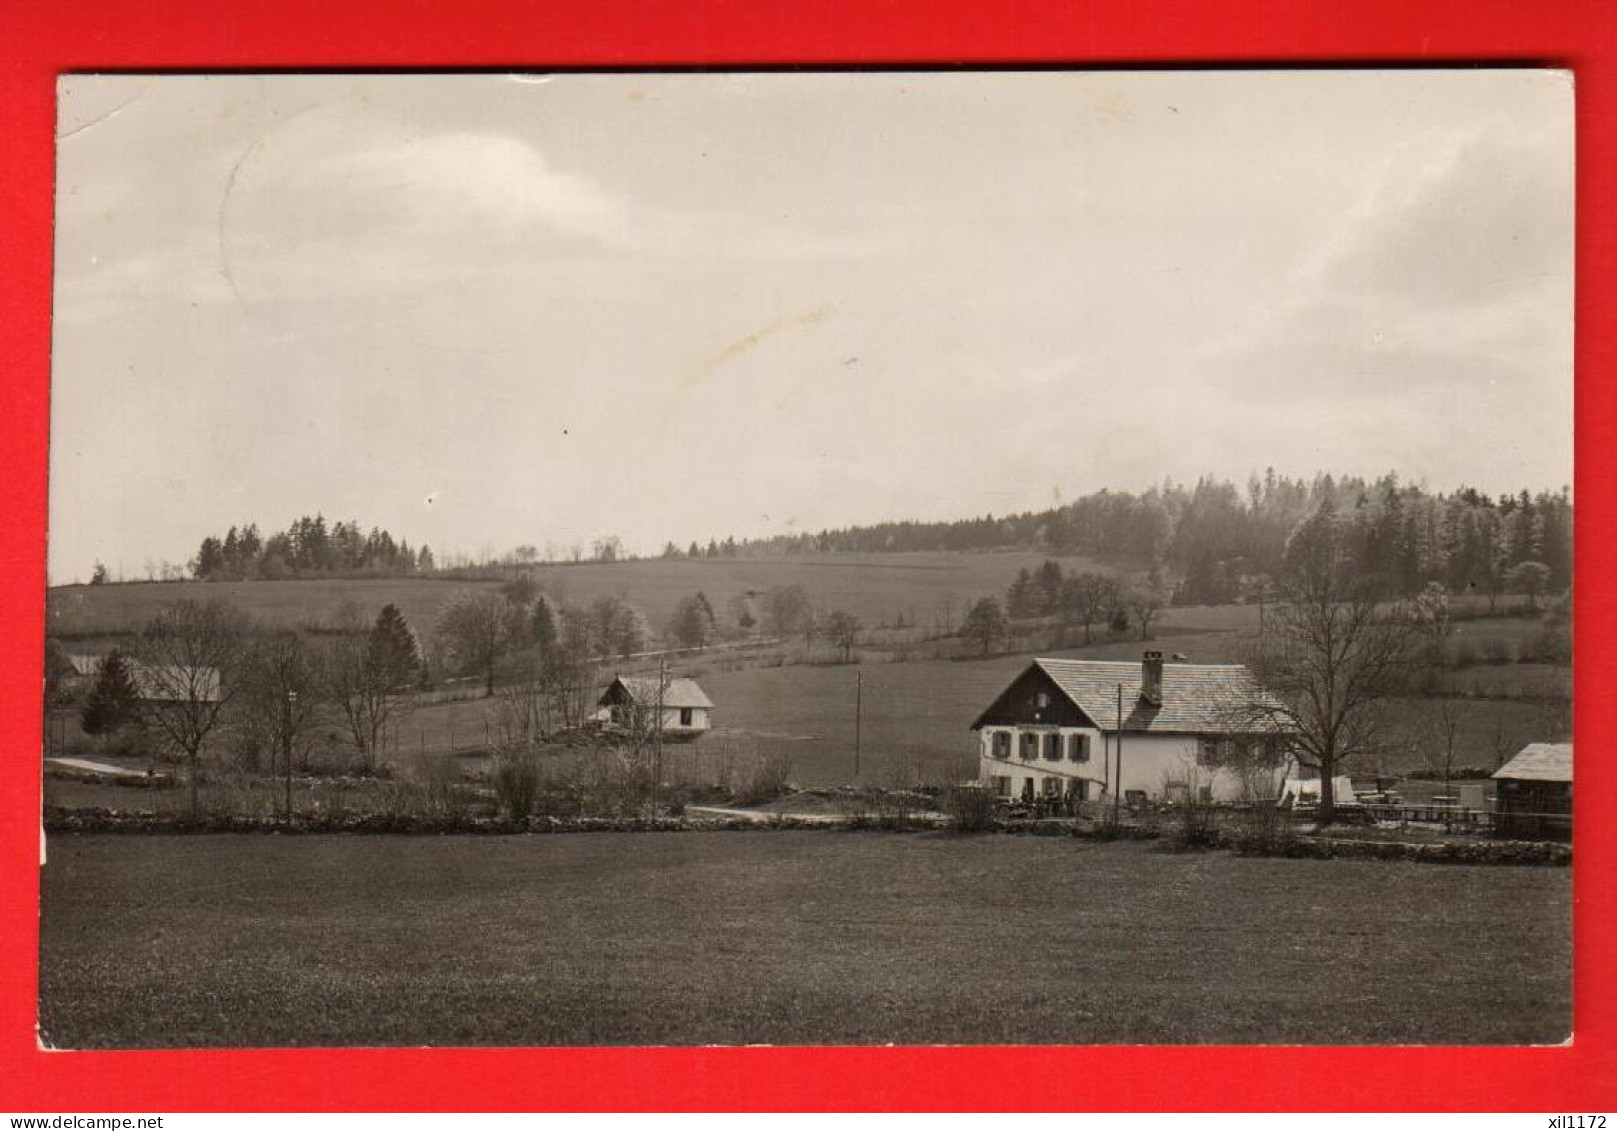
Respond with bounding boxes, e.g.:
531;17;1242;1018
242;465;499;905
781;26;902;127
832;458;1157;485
1224;804;1295;854
734;752;792;805
942;784;997;832
872;788;927;829
420;756;476;817
493;752;543;822
97;727;158;760
1445;637;1483;669
1165;802;1220;851
833;787;878;828
1524;623;1571;665
1482;637;1520;665
1087;809;1129;840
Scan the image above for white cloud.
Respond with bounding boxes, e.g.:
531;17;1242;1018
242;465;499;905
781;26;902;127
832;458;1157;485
331;132;637;244
1198;113;1572;416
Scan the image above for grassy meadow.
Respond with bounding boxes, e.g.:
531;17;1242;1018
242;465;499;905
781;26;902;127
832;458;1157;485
38;831;1571;1048
46;549;1091;640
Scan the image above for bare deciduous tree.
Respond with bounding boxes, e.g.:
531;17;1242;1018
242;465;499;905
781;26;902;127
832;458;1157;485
826;610;862;663
1237;503;1422;825
1127;569;1169;641
323;604;422;770
548;605;600;728
237;630;328;774
493;651;550;747
434;589;521;697
1425;701;1463;799
1062;572;1118;644
959;597;1008;658
134;600;251;817
762;584;812;638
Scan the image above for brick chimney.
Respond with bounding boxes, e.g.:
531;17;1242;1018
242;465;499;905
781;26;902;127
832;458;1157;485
1141;650;1164;707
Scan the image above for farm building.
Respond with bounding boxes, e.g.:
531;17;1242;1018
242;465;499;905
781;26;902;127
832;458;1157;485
597;675;713;740
1493;742;1572;841
65;653;221;703
971;651;1292;804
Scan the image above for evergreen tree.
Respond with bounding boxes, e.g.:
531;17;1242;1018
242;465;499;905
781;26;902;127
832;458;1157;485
532;597;559;661
1034;560;1065;616
1006;568;1036;618
194;538;225;580
367;604;422;687
80;650;141;735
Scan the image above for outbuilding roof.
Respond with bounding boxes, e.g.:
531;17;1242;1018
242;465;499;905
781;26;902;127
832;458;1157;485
1492;742;1572;783
973;657;1285;735
131;662;223;703
64;653;222;702
601;675;713;710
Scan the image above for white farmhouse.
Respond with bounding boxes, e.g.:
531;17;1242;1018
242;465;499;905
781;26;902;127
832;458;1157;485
971;651;1292;805
597;675;713;740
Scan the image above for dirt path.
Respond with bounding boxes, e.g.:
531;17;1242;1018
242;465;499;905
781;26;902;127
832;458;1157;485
684;805;848;824
45;757;150;779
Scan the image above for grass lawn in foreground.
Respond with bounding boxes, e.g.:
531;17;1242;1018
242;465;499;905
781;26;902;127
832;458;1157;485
39;832;1569;1048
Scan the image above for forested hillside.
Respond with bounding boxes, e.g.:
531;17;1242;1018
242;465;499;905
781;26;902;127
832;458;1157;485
724;471;1571;602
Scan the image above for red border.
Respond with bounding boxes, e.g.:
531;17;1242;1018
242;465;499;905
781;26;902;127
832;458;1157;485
3;0;1614;1113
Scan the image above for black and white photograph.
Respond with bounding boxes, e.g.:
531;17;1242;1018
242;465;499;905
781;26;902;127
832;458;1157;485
40;70;1573;1048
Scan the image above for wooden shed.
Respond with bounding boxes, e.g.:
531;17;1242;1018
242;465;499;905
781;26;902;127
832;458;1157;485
1492;742;1571;841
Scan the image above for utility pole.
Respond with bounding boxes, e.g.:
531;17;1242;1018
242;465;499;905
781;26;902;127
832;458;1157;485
654;658;666;812
1112;683;1123;825
853;668;863;780
284;689;297;826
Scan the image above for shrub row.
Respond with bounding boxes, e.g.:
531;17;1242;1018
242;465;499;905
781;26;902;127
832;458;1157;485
39;806;1572;864
44;768;172;788
42;806;819;836
1227;834;1570;866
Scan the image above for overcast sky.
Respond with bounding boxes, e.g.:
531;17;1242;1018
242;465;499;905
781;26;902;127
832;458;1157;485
49;70;1573;583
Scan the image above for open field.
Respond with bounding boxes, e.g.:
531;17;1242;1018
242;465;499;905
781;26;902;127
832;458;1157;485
46;549;1102;639
38;832;1570;1048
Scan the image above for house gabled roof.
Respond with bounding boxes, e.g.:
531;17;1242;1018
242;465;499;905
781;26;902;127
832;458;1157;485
972;657;1285;736
1493;742;1571;783
601;676;713;710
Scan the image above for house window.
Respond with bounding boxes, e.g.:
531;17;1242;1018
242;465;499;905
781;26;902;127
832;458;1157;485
1020;778;1035;802
992;731;1011;759
1042;777;1061;798
1068;734;1090;763
1020;733;1038;760
1198;737;1223;766
990;775;1011;797
1035;692;1050;710
1043;733;1062;760
679;708;694;727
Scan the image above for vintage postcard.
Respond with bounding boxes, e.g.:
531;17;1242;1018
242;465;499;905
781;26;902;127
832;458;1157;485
40;70;1572;1048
